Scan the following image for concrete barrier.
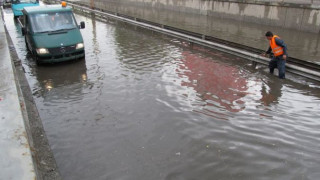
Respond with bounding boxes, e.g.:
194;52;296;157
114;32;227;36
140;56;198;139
1;6;62;180
75;0;320;33
61;2;320;81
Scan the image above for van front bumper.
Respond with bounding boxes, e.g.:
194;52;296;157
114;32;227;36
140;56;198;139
37;50;85;64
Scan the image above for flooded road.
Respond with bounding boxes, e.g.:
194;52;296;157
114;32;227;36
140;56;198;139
3;7;320;180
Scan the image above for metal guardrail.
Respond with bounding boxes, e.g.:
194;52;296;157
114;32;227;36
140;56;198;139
271;0;320;4
209;0;320;5
45;0;320;81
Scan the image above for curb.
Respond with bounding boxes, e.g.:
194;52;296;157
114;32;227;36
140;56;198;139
1;7;62;180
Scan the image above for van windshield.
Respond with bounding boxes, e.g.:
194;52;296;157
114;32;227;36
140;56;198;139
29;12;77;33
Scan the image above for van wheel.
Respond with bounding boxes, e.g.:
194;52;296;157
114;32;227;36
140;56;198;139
33;55;40;65
31;51;41;65
35;56;41;66
25;38;31;52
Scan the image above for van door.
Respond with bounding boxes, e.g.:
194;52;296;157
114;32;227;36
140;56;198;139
24;14;33;52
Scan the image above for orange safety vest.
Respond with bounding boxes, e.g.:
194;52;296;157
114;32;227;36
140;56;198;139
269;35;284;57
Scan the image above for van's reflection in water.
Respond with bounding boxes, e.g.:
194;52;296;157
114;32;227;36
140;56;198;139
29;57;87;99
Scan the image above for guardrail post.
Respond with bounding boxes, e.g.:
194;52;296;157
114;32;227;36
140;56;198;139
90;0;94;9
252;61;257;68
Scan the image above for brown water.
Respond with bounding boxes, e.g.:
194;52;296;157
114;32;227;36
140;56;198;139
3;8;320;180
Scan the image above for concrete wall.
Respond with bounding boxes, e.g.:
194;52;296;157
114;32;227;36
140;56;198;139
79;0;320;33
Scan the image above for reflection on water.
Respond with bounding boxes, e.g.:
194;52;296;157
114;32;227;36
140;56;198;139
3;8;320;180
178;51;248;114
29;58;87;99
260;79;282;106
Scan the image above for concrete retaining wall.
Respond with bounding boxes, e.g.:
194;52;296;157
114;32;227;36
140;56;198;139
80;0;320;33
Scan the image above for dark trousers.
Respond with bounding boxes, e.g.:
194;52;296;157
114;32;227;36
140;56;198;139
269;56;286;79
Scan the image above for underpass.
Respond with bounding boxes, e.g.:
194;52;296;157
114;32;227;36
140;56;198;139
2;2;320;179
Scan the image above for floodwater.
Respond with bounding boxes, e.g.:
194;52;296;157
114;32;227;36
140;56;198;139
3;7;320;180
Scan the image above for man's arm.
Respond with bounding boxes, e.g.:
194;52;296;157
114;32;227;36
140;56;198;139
261;46;272;57
266;46;272;55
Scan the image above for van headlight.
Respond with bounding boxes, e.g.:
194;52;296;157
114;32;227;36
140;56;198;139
76;43;84;49
36;48;49;54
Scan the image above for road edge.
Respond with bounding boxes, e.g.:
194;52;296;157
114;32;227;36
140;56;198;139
1;7;62;180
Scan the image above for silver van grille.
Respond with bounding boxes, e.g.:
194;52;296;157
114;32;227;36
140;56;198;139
48;45;76;54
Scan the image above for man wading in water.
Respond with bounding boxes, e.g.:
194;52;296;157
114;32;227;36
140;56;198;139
262;31;288;79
